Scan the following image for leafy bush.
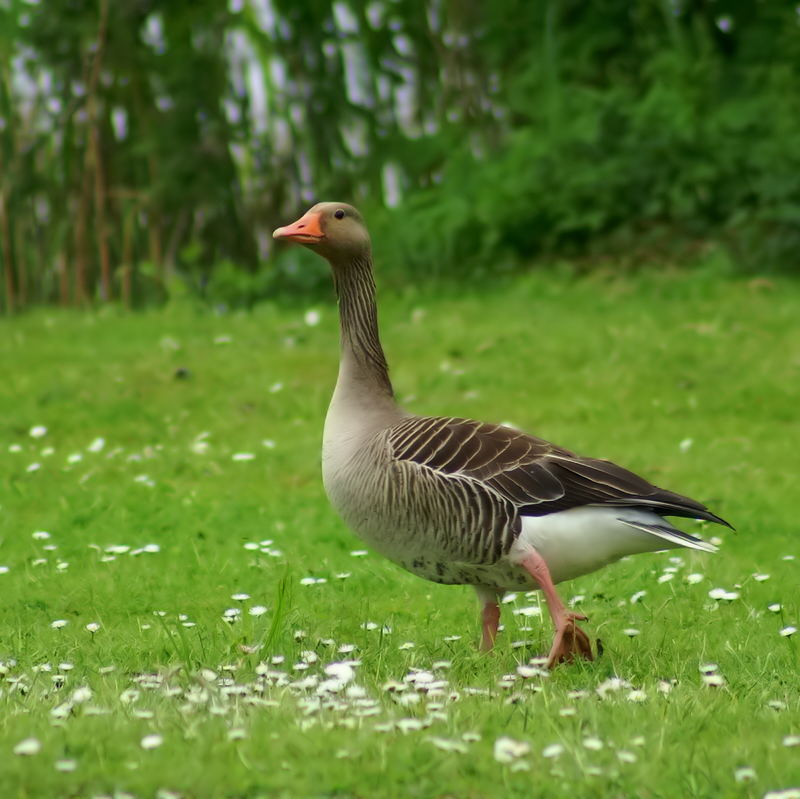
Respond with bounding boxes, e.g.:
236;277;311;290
371;33;800;280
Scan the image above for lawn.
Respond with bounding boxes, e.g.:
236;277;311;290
0;266;798;798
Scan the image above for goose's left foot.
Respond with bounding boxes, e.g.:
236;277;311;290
546;612;593;668
518;550;594;669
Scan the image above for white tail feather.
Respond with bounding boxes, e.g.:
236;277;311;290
616;518;718;553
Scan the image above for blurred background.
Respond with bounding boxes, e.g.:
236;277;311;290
1;0;798;311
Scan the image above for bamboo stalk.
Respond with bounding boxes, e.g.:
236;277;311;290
74;155;92;305
14;216;27;307
130;68;163;282
70;49;92;306
121;204;134;309
91;120;111;300
147;157;163;279
89;0;111;301
58;249;69;307
0;64;14;313
0;188;14;313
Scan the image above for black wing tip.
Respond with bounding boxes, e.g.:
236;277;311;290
601;498;736;531
698;510;735;531
660;503;733;531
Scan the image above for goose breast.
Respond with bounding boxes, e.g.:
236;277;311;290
323;427;525;585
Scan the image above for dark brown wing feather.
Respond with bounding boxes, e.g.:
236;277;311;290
389;416;731;527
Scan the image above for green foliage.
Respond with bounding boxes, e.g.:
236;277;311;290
2;0;800;311
368;2;800;281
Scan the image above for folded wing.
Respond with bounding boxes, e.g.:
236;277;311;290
388;416;731;527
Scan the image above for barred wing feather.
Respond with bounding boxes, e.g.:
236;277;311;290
388;416;731;527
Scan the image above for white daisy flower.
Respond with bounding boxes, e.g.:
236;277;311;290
140;734;163;750
13;737;41;756
493;736;530;763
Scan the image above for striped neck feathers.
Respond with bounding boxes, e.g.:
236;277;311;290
331;252;394;400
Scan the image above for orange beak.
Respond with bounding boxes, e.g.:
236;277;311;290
272;211;324;244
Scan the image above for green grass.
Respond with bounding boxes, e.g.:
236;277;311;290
1;268;799;798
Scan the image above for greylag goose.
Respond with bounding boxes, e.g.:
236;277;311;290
273;203;731;667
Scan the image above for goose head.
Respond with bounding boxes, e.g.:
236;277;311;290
273;202;370;263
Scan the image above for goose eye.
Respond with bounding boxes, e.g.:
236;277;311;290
334;209;345;220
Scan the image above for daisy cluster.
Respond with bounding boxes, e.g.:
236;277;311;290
8;422;281;485
4;636;796;798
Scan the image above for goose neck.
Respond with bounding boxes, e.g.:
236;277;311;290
332;252;395;403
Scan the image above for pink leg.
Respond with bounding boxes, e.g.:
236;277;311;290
519;551;593;668
475;586;501;651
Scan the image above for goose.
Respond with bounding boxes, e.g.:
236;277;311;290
273;202;731;667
